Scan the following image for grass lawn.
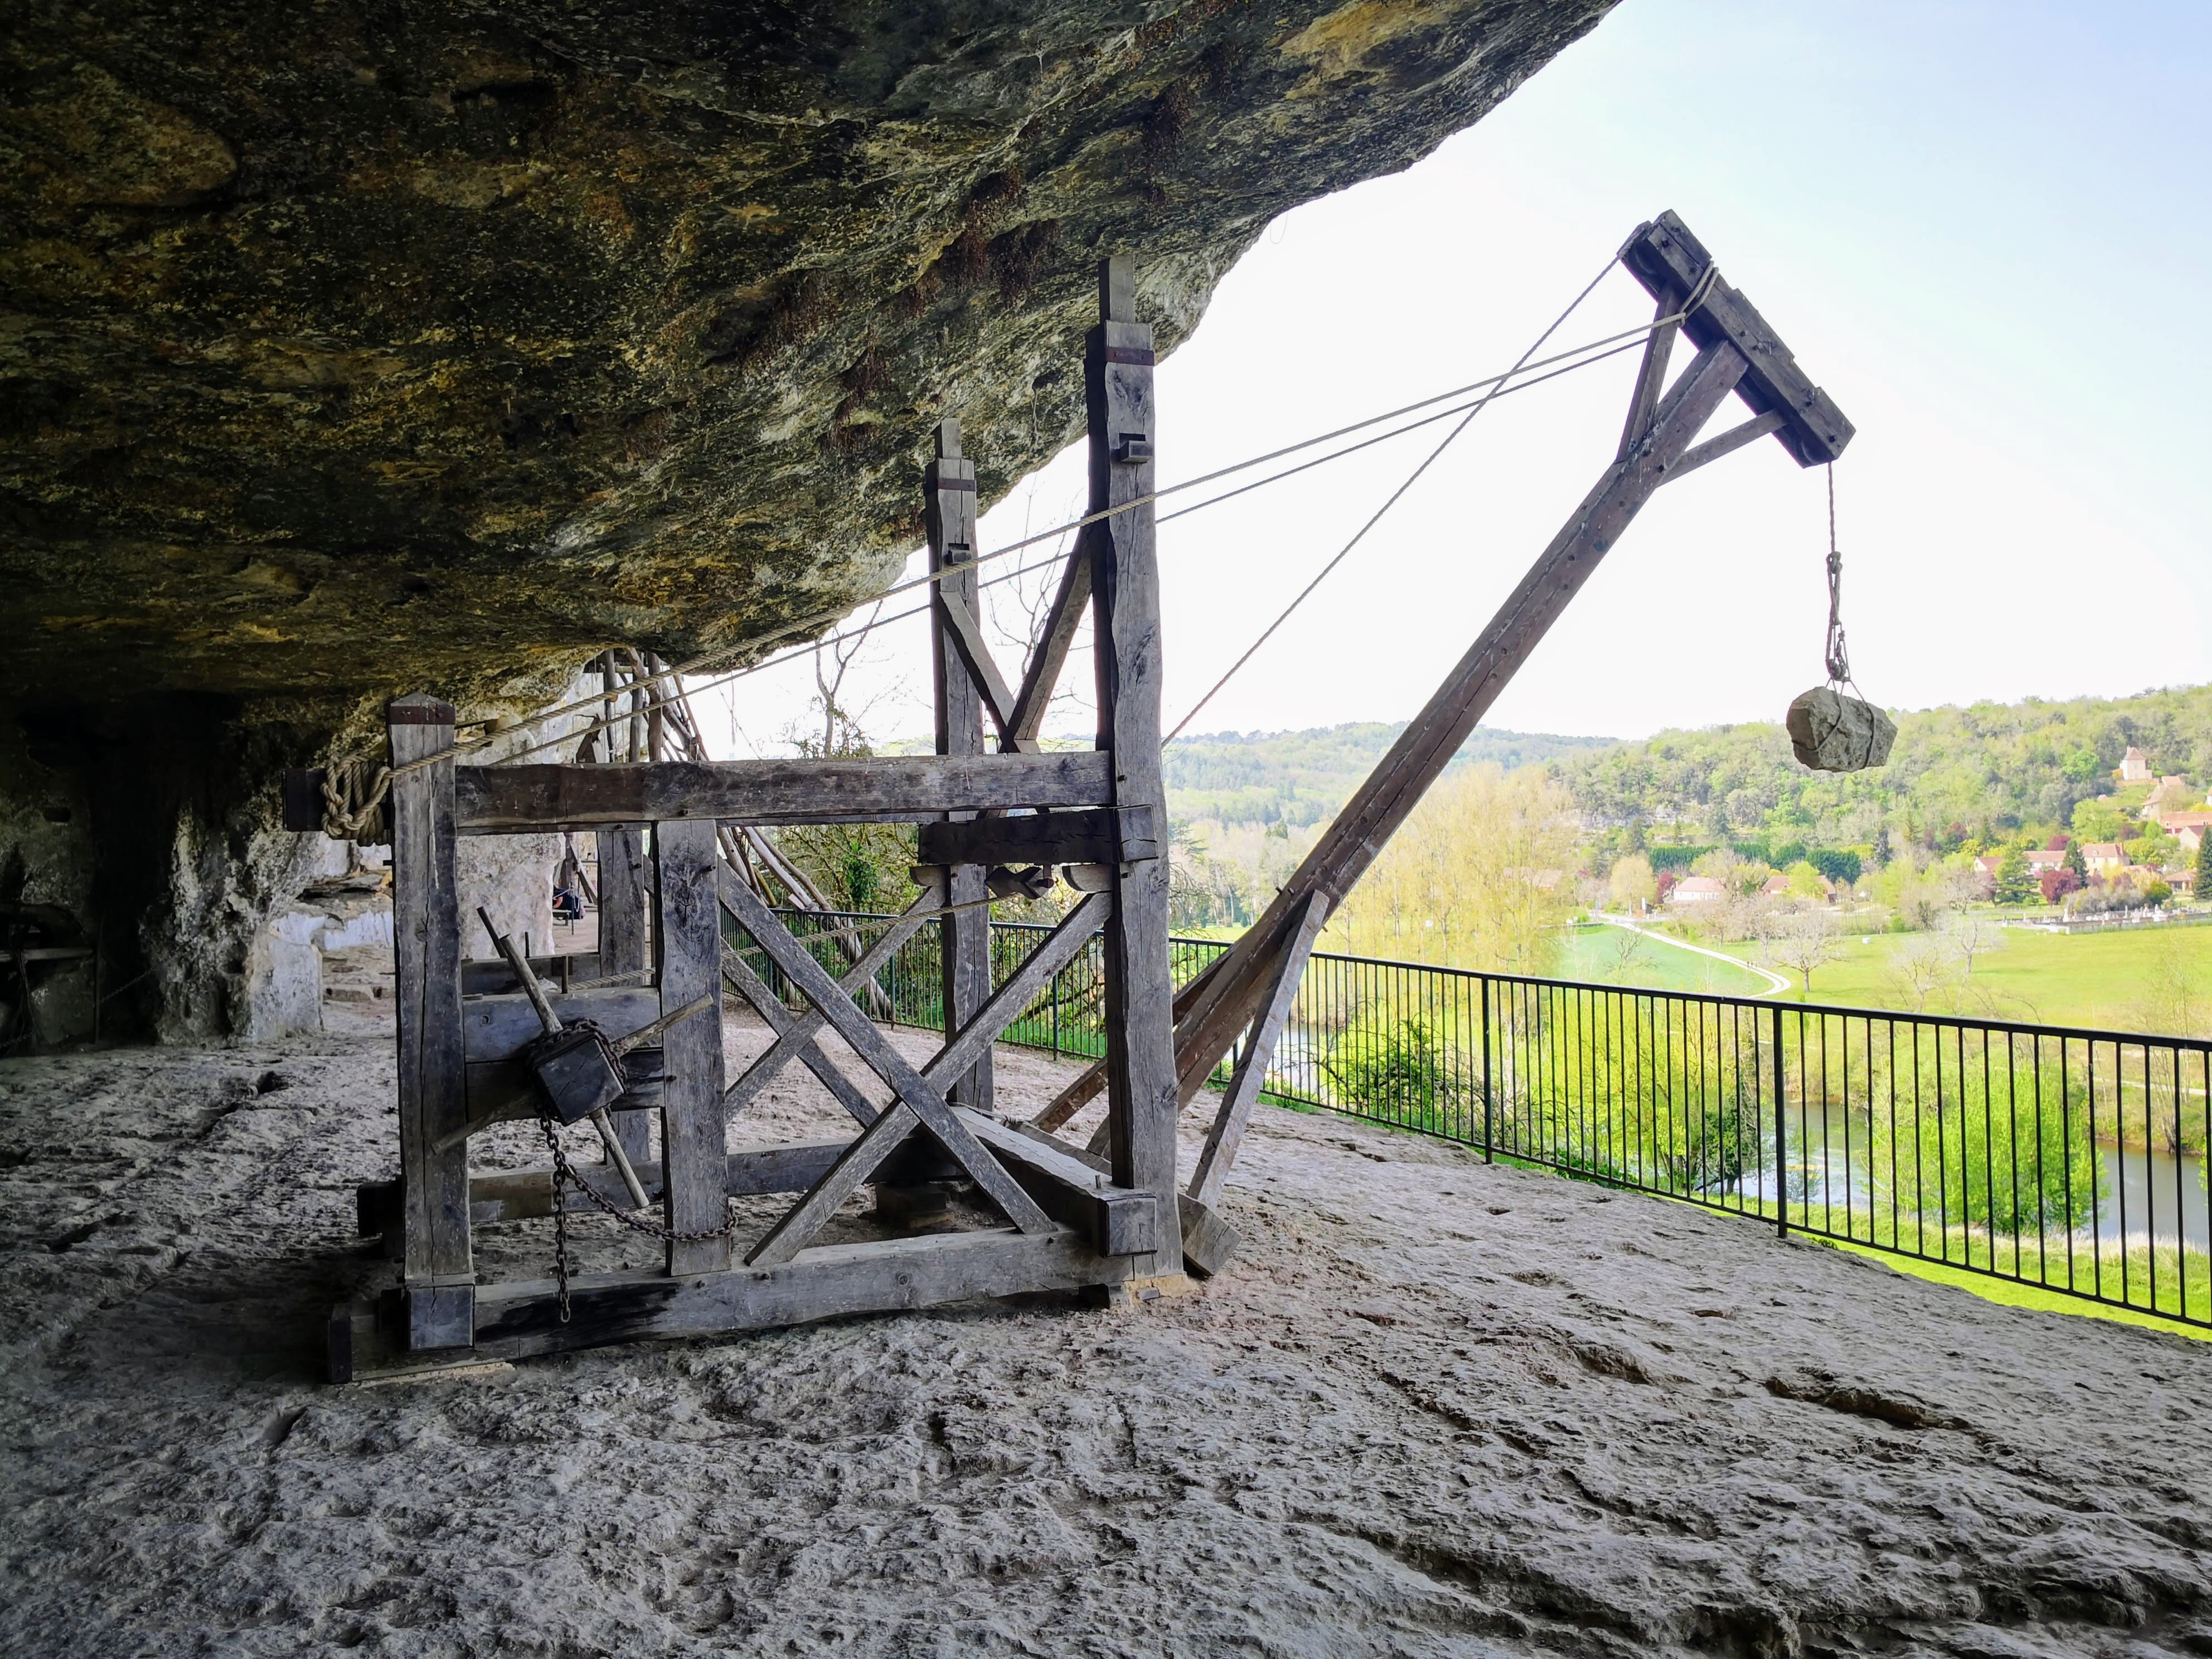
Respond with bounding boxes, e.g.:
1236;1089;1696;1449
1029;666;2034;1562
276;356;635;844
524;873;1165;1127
1554;923;1774;998
1782;920;2212;1030
1822;1237;2211;1342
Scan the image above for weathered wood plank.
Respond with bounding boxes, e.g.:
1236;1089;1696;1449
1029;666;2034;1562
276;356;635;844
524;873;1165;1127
916;806;1152;871
959;1109;1157;1256
357;1141;850;1236
1178;1192;1241;1280
655;818;729;1274
596;823;653;1168
460;952;604;997
736;888;1108;1262
454;753;1115;832
333;1227;1128;1376
460;988;662;1064
1662;409;1788;484
719;877;1055;1239
387;694;474;1349
1620;211;1853;466
719;871;939;1121
1088;255;1183;1278
926;425;998;1120
1189;891;1329;1208
716;938;882;1128
1616;288;1681;462
1006;541;1093;749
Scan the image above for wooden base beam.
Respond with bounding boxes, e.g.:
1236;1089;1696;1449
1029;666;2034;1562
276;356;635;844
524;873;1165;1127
329;1226;1128;1379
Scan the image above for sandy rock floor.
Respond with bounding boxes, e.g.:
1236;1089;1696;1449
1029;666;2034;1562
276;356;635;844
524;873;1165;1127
3;1015;2211;1658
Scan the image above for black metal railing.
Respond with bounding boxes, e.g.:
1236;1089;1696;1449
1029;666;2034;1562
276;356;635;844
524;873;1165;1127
735;909;2212;1330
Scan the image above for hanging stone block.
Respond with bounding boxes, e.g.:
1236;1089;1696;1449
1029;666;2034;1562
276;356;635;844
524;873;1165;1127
1787;686;1895;772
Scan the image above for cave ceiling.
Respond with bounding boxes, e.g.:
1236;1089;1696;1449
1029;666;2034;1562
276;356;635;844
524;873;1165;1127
1;0;1616;723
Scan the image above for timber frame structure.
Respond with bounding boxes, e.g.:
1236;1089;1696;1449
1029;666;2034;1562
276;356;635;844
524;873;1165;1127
319;215;1850;1379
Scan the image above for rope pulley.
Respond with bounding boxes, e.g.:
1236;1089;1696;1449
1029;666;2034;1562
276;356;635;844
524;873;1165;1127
1786;466;1894;773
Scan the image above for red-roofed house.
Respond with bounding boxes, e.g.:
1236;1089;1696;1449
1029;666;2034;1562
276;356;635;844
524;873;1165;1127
1669;876;1726;906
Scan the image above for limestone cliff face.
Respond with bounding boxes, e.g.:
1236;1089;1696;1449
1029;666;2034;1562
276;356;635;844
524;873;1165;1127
0;0;1614;1038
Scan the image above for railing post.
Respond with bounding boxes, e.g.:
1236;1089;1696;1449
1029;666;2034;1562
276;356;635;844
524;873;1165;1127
1772;1001;1788;1238
1481;974;1495;1163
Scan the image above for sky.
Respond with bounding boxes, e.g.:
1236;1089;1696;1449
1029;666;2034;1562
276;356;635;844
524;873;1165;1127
701;0;2212;756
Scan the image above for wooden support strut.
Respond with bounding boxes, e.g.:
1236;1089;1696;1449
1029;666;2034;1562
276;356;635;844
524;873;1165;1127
926;417;995;1119
386;695;474;1350
1088;254;1183;1279
656;817;730;1274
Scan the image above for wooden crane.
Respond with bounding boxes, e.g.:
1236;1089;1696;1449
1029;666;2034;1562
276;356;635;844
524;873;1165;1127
313;211;1850;1376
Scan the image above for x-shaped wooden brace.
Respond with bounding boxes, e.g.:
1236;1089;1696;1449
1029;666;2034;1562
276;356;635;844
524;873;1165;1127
718;869;945;1127
719;874;1115;1265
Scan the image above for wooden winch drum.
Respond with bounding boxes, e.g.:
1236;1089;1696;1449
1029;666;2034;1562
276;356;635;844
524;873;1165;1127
1786;686;1894;773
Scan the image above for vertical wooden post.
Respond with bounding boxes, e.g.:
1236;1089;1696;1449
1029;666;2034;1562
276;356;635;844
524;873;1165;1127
597;823;652;1169
387;694;473;1349
926;417;993;1114
1088;255;1183;1278
656;817;729;1274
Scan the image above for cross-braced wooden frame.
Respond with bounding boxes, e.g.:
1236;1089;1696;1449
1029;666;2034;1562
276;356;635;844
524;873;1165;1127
328;259;1187;1378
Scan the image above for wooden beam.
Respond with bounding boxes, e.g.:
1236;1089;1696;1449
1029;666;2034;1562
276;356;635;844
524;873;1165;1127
354;1142;854;1234
655;818;730;1275
595;823;653;1170
387;694;474;1350
454;751;1115;832
916;804;1154;870
740;890;1109;1264
330;1227;1128;1376
1661;409;1789;484
719;877;1056;1241
1619;211;1854;466
935;589;1031;751
717;936;885;1129
1087;253;1183;1279
1188;890;1329;1209
717;871;940;1122
1005;541;1092;748
1616;288;1681;462
928;418;996;1118
959;1108;1157;1256
460;988;661;1064
460;951;604;997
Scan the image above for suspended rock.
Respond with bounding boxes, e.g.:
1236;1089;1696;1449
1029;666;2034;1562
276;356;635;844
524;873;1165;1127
1787;687;1895;772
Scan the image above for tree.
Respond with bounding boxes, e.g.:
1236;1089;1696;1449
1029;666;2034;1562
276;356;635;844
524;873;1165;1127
2064;840;2089;882
1994;846;2036;906
2072;797;2131;845
1786;860;1828;901
1608;853;1657;914
2198;831;2211;900
1766;910;1841;993
2039;866;2082;905
1870;826;1892;869
1944;911;2008;978
1885;934;1960;1013
1809;848;1862;887
1332;763;1579;974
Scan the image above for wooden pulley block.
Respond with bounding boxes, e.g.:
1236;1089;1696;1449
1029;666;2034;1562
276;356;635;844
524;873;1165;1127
1786;686;1894;773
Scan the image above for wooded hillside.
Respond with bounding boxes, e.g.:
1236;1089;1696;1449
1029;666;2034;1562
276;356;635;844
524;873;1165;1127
1551;685;2212;853
1164;724;1609;827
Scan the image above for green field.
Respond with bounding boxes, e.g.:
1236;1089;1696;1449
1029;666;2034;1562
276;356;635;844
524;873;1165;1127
1777;920;2212;1030
1554;923;1775;997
